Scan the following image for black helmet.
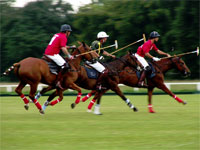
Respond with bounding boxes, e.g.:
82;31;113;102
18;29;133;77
149;31;160;39
60;24;72;32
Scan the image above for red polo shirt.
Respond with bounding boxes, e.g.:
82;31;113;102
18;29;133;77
45;32;67;55
136;40;158;57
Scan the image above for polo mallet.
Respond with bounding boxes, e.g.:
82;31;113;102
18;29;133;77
161;47;199;60
104;40;118;49
110;34;146;55
75;40;118;57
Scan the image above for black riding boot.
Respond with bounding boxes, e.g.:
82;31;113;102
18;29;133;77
56;64;69;90
96;69;109;90
138;71;148;87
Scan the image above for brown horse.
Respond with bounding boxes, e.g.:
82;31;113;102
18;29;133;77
82;56;191;114
36;52;141;112
3;42;92;114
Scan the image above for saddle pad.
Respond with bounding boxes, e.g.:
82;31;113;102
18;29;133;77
136;62;156;79
84;66;99;79
45;60;59;75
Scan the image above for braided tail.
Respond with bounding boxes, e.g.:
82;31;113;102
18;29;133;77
3;63;20;76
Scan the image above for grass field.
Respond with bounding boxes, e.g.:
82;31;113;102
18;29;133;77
0;94;199;150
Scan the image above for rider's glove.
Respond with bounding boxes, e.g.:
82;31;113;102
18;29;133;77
69;45;76;49
99;56;104;60
67;54;74;60
152;57;160;61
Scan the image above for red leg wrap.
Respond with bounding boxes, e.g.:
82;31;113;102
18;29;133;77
33;99;42;110
82;93;92;102
88;99;96;110
173;95;183;103
50;98;61;106
148;104;155;113
20;94;29;104
75;93;82;104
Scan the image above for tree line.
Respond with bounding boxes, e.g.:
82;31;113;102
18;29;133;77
1;0;199;81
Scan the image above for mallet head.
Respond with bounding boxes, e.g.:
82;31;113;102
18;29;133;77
115;40;118;49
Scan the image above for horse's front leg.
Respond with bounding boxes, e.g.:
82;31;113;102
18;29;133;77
42;89;63;111
110;82;138;112
81;90;96;102
87;90;106;113
66;83;83;109
157;83;187;105
147;87;156;113
93;96;102;115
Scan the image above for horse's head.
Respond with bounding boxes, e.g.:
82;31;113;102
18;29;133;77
122;51;142;69
75;41;93;61
171;56;191;77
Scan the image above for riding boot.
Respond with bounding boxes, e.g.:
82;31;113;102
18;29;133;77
96;69;108;90
56;70;64;90
56;64;68;90
138;71;148;87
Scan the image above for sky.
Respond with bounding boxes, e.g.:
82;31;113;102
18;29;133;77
13;0;92;12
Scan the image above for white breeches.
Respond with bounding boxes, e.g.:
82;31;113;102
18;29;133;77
46;54;66;66
135;53;149;68
86;61;105;73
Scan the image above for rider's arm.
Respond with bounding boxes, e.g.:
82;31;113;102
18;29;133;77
145;52;154;59
103;51;115;58
91;51;100;58
157;50;171;57
61;46;71;58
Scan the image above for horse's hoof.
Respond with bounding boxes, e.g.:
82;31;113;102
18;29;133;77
149;111;156;113
94;112;103;115
87;109;92;113
24;104;29;110
39;109;45;115
183;101;187;105
133;107;138;112
71;103;76;109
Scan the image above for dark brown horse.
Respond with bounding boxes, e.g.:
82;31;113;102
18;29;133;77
3;42;92;114
82;56;191;114
36;52;141;112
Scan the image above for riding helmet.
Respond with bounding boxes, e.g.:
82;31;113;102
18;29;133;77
60;24;72;32
149;31;160;39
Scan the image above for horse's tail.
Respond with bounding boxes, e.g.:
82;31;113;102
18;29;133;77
3;63;20;76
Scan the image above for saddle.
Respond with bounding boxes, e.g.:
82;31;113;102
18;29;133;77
84;65;100;79
42;55;60;75
136;62;156;79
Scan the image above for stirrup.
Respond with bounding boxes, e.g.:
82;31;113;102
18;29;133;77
138;81;148;88
96;84;107;91
56;82;64;90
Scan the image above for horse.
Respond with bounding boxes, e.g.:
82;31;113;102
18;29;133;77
82;56;191;114
35;52;141;112
3;42;92;114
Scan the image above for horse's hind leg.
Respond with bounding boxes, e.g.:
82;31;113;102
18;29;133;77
29;83;44;114
109;80;138;112
147;87;156;113
15;81;30;110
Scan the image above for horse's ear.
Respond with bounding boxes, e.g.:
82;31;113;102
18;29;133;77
82;41;86;47
128;50;133;55
77;41;82;45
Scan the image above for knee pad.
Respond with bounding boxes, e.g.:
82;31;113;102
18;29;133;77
145;66;152;74
61;63;70;72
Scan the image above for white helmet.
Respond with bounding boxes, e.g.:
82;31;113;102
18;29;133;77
97;31;109;38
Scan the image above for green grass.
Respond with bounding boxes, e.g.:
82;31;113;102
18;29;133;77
1;94;199;150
